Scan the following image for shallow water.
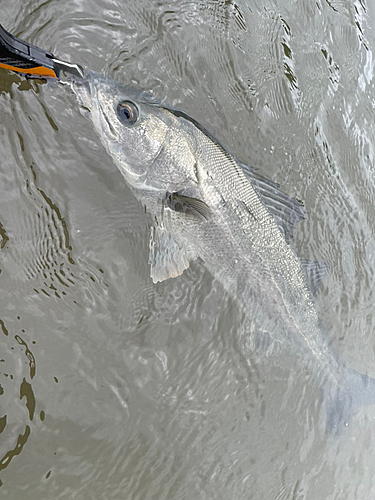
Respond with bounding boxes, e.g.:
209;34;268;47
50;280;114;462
1;0;375;498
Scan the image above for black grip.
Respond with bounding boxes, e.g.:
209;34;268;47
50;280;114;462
0;23;58;77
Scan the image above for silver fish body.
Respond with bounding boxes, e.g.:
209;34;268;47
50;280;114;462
72;71;375;432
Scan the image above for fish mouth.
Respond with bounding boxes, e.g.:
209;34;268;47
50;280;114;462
71;70;114;110
71;77;93;111
71;74;117;139
97;99;116;139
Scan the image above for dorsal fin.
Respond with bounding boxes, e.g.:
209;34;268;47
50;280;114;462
237;161;307;243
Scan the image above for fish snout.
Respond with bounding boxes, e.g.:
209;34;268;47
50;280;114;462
71;77;93;111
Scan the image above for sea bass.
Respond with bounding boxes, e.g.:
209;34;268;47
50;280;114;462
72;71;375;433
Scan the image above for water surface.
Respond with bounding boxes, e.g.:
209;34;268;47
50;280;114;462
1;0;375;498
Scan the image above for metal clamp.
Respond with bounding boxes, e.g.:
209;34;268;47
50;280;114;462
0;22;84;80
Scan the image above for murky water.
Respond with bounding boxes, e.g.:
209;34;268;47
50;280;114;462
1;0;375;498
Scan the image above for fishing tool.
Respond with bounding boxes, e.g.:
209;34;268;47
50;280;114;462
0;22;83;81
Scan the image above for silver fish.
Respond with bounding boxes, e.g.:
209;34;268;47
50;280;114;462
72;71;375;433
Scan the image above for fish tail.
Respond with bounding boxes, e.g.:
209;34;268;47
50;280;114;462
324;367;375;434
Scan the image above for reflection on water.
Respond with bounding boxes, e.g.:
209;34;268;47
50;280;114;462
1;0;375;498
0;319;37;483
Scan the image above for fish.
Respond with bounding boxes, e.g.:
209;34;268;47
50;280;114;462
72;71;375;433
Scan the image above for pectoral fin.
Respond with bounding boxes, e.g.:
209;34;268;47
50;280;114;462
149;225;197;283
164;192;211;222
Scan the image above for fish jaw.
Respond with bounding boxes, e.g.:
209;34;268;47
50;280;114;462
70;74;93;111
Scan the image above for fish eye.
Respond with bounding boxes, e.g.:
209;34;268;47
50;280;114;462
116;101;139;126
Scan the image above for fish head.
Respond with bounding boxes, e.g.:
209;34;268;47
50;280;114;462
72;71;199;192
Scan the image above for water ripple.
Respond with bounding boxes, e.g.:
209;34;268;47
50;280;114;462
7;162;76;298
2;0;375;497
0;319;38;481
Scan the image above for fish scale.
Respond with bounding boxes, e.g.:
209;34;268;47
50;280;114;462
71;71;375;433
189;124;313;319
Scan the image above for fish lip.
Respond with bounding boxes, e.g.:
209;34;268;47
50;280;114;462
72;75;117;139
71;77;92;110
97;99;117;139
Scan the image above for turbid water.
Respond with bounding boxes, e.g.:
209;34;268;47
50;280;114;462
1;1;375;498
